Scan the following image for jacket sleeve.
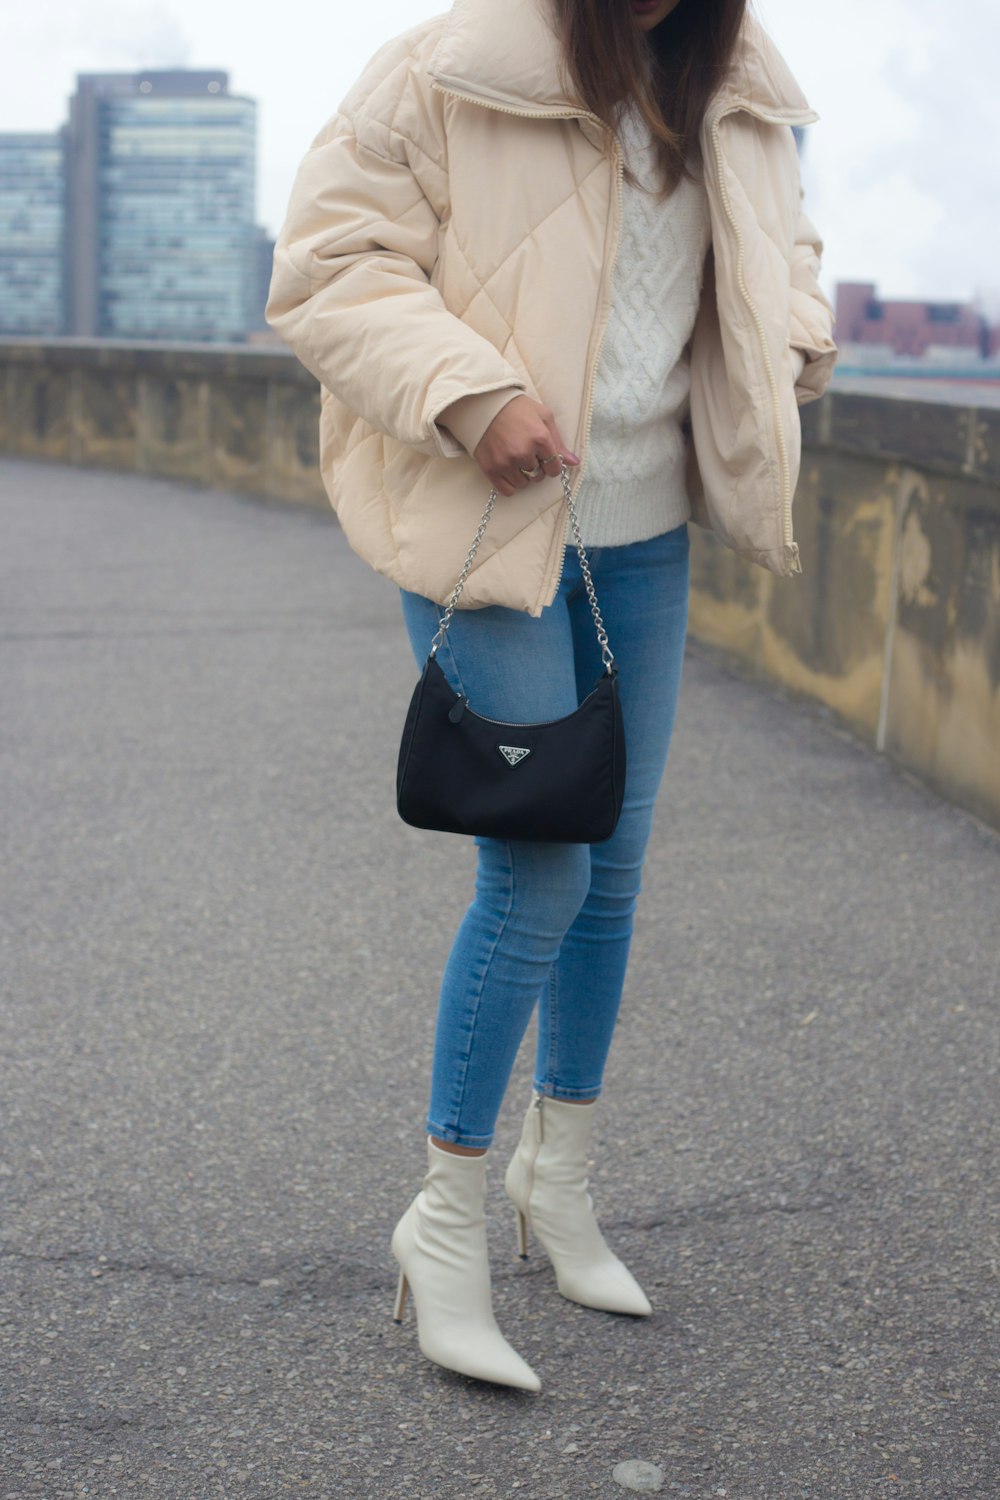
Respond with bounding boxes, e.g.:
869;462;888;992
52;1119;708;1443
436;388;525;456
788;186;838;405
265;103;527;461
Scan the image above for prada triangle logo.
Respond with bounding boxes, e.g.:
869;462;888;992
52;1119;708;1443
498;745;531;767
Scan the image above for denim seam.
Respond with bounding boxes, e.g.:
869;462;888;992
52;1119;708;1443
539;963;560;1094
533;966;603;1099
437;840;516;1146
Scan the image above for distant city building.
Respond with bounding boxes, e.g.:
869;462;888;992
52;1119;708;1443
64;70;259;342
249;224;276;334
0;133;66;336
836;281;996;362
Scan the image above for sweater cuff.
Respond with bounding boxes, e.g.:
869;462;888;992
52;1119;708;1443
435;388;523;456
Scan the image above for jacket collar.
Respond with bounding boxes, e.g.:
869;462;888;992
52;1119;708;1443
428;0;819;125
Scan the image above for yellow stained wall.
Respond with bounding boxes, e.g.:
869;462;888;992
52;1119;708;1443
689;453;1000;829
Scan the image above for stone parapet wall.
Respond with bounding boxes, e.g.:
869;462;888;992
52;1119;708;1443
2;337;998;830
0;337;325;509
690;393;1000;831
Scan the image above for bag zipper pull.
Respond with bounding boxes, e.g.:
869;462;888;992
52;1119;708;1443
448;695;468;724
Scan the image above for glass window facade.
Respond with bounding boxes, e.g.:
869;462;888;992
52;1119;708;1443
98;94;257;341
0;135;65;336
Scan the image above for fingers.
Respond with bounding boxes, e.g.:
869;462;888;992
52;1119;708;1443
515;412;578;487
540;415;579;480
472;396;580;496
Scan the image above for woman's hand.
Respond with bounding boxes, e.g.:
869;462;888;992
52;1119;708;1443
472;396;580;497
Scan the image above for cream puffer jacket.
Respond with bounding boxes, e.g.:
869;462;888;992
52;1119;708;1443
265;0;837;615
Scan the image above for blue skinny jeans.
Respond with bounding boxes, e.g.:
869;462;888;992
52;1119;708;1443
399;522;690;1148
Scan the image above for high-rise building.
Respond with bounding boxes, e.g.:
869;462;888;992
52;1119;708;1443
64;69;257;342
0;133;66;336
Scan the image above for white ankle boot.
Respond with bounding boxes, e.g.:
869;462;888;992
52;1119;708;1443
391;1139;541;1391
504;1092;652;1317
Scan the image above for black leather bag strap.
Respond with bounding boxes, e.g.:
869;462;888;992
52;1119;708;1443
429;459;615;673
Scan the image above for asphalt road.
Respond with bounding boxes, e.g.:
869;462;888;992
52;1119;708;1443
2;458;998;1499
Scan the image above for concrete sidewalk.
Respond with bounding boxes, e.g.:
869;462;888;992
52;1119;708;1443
2;457;997;1499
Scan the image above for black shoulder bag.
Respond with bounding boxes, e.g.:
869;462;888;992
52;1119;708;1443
396;460;626;844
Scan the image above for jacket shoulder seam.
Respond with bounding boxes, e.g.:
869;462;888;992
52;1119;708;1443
346;39;447;176
357;117;446;179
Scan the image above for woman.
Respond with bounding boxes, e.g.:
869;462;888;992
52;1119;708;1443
266;0;837;1392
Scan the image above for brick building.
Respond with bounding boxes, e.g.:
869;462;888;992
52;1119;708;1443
836;282;1000;360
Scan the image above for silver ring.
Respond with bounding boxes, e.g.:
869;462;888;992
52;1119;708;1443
518;461;544;479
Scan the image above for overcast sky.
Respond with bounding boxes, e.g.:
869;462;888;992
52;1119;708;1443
3;0;998;311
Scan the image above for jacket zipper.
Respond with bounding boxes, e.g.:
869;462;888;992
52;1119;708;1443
430;80;625;609
709;105;802;572
431;80;812;578
546;134;625;605
429;80;586;123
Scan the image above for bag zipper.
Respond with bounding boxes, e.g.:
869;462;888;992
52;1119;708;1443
447;680;603;728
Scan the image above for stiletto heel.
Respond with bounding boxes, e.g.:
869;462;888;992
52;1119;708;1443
516;1207;529;1259
390;1140;541;1390
393;1267;409;1323
504;1092;652;1317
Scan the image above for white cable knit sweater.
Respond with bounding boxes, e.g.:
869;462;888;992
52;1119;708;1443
573;104;712;546
437;105;714;546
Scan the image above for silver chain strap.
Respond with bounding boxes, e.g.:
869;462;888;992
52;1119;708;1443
429;460;615;673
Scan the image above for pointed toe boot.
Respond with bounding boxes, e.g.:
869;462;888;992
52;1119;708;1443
391;1139;541;1391
504;1092;652;1317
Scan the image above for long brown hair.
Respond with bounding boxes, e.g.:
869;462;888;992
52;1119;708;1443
552;0;749;198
